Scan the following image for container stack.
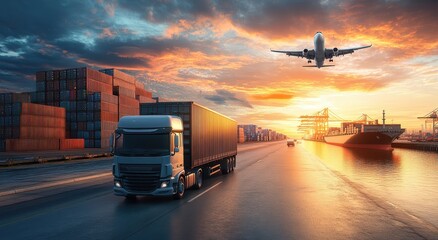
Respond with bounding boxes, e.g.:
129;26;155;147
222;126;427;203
2;67;155;152
0;93;30;151
99;69;143;120
237;126;245;143
0;101;83;151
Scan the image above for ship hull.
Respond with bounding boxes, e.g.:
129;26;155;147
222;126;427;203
324;132;397;150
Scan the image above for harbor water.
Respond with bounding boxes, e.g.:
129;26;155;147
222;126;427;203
301;140;438;227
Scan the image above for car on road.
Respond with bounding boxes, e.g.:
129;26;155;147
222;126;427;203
287;139;295;147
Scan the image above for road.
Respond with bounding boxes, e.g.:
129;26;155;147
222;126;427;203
0;141;437;240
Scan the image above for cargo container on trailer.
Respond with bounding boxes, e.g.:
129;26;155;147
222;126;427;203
112;102;237;199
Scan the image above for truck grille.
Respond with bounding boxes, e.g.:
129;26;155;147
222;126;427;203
119;164;161;193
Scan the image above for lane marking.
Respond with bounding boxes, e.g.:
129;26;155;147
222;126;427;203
0;172;112;197
187;181;222;203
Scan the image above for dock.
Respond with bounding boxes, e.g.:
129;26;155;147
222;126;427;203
392;140;438;152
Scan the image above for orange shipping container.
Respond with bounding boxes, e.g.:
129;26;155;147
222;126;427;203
87;68;113;85
20;126;65;139
101;111;119;122
111;69;135;84
101;92;118;104
113;78;135;91
87;78;113;94
20;114;66;128
101;102;118;113
21;103;66;118
6;139;60;151
114;86;135;98
60;139;84;150
118;95;139;107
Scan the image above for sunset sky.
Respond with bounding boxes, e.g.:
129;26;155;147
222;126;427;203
1;0;438;136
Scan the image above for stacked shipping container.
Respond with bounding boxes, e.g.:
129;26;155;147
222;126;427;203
0;100;83;151
1;67;154;152
99;69;141;120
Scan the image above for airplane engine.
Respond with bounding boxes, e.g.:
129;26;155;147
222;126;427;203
333;47;339;56
303;49;308;57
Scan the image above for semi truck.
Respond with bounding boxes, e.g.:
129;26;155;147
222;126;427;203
112;102;237;199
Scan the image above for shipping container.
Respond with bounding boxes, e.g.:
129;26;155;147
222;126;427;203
59;139;84;150
140;102;237;169
6;139;60;151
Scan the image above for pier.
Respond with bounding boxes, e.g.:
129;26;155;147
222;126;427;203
392;140;438;152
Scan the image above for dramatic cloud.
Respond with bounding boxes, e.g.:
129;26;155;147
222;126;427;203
205;89;253;109
1;0;437;135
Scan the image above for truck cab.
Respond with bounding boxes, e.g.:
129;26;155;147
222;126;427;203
112;115;187;199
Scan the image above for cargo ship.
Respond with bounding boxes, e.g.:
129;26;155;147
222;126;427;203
324;111;405;150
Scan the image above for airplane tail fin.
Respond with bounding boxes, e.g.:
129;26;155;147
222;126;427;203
302;65;335;68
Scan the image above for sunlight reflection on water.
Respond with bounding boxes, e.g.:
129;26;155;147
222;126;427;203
301;141;438;226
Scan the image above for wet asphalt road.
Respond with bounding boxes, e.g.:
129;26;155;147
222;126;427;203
0;142;437;240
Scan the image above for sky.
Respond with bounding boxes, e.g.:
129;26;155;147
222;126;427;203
1;0;438;137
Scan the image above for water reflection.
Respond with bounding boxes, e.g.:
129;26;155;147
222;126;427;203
301;140;438;227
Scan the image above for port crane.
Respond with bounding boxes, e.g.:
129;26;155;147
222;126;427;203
418;108;438;136
298;108;345;140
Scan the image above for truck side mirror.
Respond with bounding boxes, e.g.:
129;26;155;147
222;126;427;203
174;134;179;148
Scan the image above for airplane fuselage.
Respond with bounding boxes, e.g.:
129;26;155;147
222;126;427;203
270;32;371;68
314;32;325;68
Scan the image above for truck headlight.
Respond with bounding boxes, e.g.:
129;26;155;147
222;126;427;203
115;181;121;188
161;181;169;188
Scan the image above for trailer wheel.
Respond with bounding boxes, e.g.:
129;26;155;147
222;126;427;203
194;169;203;189
174;176;185;200
221;158;229;175
230;158;234;172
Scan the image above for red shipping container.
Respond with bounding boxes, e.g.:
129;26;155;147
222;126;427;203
111;69;135;84
113;78;135;91
87;68;113;85
60;139;84;150
101;92;118;104
21;103;66;118
114;86;135;98
118;95;139;107
101;111;119;122
87;78;112;94
20;114;66;128
20;126;66;139
6;139;60;151
101;102;118;113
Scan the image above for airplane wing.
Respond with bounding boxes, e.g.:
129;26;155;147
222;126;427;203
325;44;372;58
271;49;315;59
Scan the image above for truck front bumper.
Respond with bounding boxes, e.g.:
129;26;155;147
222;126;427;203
113;178;176;197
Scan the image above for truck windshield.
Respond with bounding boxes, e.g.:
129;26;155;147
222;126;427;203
114;133;170;157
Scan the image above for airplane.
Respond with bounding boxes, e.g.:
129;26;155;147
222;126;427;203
271;32;372;68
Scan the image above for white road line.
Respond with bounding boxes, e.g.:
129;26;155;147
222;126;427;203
187;181;222;203
0;172;112;197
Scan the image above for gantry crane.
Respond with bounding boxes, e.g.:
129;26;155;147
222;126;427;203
298;108;345;140
418;108;438;135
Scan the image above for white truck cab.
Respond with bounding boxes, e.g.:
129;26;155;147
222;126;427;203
112;115;186;199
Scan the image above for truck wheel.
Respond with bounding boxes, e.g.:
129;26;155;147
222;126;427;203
174;176;185;200
230;158;234;172
194;169;203;189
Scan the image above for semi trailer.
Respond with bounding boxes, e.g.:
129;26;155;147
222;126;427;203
112;102;237;199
